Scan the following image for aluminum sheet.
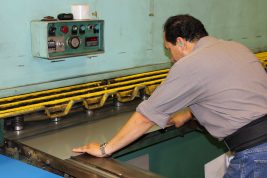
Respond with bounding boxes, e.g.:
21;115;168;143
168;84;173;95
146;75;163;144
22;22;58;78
20;112;160;160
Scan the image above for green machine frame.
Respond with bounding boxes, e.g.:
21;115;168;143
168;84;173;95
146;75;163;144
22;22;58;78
117;131;226;178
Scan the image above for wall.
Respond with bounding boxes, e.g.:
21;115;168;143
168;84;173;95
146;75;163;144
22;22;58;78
0;0;266;97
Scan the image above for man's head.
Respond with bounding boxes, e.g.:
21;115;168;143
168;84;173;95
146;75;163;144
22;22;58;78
163;14;208;62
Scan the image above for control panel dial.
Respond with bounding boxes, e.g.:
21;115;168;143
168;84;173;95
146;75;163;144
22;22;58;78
72;25;78;35
48;25;56;36
79;25;86;34
68;36;80;49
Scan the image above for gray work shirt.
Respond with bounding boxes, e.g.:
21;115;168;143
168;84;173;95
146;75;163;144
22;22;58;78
137;36;267;140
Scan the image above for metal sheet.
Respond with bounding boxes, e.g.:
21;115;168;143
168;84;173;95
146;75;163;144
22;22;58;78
20;111;160;160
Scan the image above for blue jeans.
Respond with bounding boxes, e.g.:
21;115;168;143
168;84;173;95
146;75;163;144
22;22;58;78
223;141;267;178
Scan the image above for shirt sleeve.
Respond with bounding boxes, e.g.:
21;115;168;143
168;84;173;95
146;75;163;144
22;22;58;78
136;62;201;128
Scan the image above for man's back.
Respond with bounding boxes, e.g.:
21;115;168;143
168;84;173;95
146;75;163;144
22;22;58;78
180;36;267;139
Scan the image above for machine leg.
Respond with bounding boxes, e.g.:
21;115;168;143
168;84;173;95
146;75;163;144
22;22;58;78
12;116;24;131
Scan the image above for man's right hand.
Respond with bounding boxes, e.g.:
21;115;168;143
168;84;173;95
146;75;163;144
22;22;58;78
168;108;192;128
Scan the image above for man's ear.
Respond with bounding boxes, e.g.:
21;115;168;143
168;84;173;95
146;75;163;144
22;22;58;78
176;37;184;47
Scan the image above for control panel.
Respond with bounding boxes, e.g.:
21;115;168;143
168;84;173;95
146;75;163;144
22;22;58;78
31;20;104;59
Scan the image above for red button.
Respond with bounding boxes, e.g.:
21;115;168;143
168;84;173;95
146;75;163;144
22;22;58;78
60;26;69;33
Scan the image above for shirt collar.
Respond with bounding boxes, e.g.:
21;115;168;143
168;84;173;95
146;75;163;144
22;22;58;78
193;36;219;51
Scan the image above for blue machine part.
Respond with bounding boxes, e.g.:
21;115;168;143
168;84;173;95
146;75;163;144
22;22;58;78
0;154;62;178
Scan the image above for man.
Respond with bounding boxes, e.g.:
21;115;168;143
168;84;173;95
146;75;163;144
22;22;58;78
73;15;267;177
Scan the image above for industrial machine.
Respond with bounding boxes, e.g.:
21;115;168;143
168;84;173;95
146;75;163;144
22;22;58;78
1;0;266;177
0;50;266;177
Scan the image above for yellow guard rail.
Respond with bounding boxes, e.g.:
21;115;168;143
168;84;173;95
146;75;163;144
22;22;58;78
0;69;169;119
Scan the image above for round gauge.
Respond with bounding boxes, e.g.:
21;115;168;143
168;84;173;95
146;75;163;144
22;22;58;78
68;36;80;49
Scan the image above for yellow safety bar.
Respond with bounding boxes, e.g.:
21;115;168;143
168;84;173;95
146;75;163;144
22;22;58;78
0;69;168;119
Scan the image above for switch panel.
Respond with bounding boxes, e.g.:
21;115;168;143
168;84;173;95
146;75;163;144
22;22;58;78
31;20;104;59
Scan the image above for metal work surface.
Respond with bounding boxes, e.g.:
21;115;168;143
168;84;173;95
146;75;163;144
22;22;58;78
19;111;160;160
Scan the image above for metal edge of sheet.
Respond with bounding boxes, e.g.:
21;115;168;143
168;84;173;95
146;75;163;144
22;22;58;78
3;135;166;178
69;154;164;178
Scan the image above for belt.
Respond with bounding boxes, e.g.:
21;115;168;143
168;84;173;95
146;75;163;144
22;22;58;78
224;114;267;152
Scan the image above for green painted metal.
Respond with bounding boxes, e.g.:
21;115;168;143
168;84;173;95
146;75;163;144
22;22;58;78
0;0;266;97
0;62;171;98
117;131;226;178
154;0;267;52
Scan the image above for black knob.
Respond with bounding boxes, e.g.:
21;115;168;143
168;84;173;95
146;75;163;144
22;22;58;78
48;25;57;36
72;25;78;35
79;25;86;34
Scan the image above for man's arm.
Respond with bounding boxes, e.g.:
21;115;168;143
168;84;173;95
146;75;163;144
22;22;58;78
72;112;155;157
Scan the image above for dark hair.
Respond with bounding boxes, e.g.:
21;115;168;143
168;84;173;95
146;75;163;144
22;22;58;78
164;14;208;44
